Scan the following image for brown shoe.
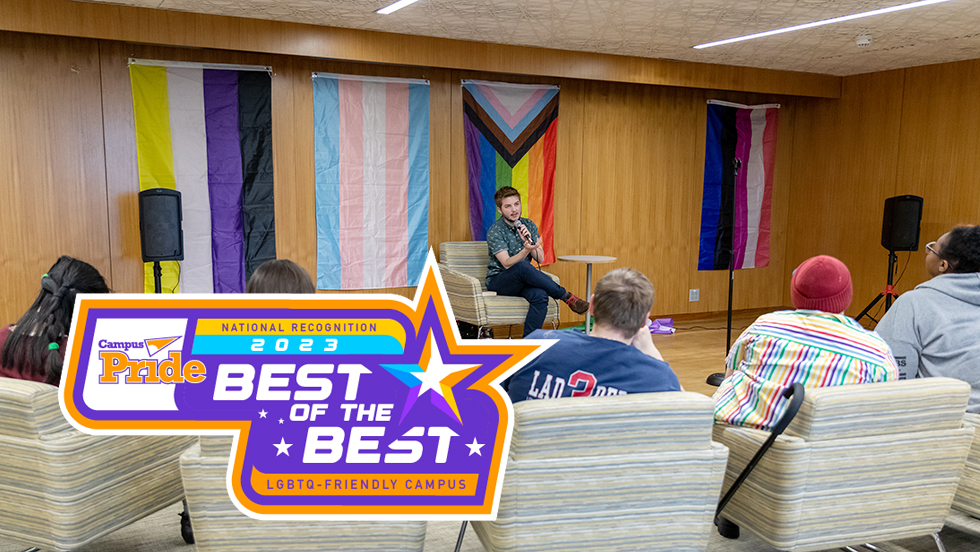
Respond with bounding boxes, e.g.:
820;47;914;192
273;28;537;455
563;293;590;315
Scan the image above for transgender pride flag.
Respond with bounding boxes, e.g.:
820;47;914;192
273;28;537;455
313;73;430;290
698;101;780;271
130;59;275;294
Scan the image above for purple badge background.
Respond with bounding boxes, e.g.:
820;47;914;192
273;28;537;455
71;302;512;508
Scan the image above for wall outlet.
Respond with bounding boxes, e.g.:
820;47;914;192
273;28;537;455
689;288;700;302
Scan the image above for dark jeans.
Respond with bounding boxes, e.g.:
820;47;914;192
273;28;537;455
487;259;566;337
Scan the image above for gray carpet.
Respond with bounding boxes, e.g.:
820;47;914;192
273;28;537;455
2;501;978;552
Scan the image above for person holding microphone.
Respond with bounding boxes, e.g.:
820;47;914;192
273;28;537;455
485;186;590;337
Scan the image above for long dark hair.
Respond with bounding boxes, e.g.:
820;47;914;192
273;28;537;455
1;256;109;384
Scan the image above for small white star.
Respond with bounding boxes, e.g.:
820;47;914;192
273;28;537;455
465;438;485;456
273;438;292;456
259;410;268;419
278;418;284;424
414;334;478;398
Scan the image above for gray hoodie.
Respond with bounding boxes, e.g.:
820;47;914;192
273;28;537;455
876;273;980;413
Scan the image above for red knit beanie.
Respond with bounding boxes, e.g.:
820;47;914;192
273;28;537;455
790;255;853;313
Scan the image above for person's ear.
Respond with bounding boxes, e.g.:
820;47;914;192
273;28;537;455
939;259;950;274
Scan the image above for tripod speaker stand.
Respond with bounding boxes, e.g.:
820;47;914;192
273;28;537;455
854;250;899;324
855;194;922;325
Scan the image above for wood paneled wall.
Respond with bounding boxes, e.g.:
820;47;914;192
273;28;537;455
786;59;980;319
2;20;979;328
0;32;112;321
0;29;800;324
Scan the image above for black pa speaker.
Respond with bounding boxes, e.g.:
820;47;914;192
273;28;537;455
880;195;923;252
138;188;184;262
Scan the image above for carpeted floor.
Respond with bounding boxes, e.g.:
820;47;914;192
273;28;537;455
2;501;978;552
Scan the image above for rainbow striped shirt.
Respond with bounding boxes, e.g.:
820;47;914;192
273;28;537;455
713;310;898;430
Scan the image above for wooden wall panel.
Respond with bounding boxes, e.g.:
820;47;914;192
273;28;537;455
578;85;796;318
0;33;110;323
895;59;980;290
7;26;980;331
2;0;840;98
786;70;907;319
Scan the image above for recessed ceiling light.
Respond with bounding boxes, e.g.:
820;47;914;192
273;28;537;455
377;0;422;15
693;0;953;49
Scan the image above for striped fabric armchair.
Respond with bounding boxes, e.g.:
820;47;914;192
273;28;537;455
438;241;559;337
0;377;197;551
953;413;980;518
179;436;427;551
470;392;729;552
716;378;975;552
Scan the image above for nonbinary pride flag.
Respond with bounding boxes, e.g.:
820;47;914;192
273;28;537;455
463;80;558;265
313;73;430;291
130;59;275;293
698;101;779;271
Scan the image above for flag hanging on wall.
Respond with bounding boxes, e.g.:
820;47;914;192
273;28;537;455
463;80;558;265
698;100;779;271
312;73;430;291
129;59;275;294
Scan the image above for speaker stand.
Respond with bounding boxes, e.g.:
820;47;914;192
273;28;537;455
153;261;163;294
855;251;899;326
706;261;736;387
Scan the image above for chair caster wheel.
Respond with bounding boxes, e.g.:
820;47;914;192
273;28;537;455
716;516;740;539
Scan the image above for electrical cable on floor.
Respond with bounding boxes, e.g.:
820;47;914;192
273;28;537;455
673;325;749;332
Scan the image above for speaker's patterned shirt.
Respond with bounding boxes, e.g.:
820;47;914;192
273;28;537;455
485;217;539;282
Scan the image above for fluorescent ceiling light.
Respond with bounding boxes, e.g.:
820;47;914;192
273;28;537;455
377;0;421;15
694;0;953;49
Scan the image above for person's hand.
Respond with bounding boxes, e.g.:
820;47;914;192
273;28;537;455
631;319;665;361
518;225;534;244
520;229;537;250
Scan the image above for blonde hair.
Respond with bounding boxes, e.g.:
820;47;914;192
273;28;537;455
591;268;654;336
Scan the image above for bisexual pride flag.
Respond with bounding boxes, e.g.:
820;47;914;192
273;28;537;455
698;101;779;271
313;73;430;290
463;80;558;265
130;59;275;294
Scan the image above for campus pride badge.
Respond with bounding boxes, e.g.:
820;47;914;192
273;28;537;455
59;252;548;519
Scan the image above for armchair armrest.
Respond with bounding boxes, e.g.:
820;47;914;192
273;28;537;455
438;264;488;326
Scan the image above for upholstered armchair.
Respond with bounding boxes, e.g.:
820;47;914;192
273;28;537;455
179;436;427;551
953;412;980;518
438;241;559;337
717;378;975;552
466;392;729;552
0;377;197;551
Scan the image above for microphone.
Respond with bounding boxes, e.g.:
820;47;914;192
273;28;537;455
514;219;530;242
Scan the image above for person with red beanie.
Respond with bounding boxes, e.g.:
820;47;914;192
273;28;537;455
712;255;899;430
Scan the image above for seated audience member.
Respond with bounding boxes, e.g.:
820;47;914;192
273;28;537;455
246;259;316;294
505;268;681;403
876;225;980;412
714;255;898;430
0;256;110;386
